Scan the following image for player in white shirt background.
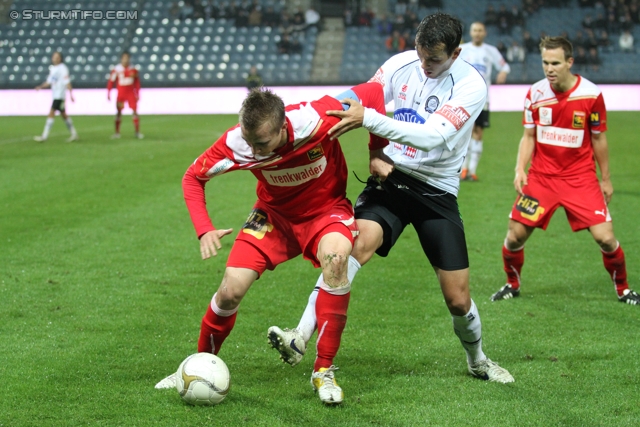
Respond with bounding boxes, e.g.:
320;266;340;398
268;13;514;385
34;51;79;143
458;22;510;181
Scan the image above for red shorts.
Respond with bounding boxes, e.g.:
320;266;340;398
226;198;359;275
509;173;611;232
116;92;137;110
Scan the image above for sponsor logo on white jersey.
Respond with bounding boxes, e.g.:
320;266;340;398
435;105;471;130
537;126;584;148
262;157;327;186
539;107;552;125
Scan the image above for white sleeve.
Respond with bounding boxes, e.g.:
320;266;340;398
363;75;487;151
46;69;54;84
492;46;510;74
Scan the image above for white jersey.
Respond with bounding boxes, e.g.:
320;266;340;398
459;42;509;108
364;50;487;195
46;63;70;100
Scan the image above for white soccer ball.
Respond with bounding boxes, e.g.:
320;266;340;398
175;352;230;406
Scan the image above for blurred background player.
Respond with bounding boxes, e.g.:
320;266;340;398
458;22;510;181
245;65;263;90
34;52;79;143
107;52;143;139
492;37;640;306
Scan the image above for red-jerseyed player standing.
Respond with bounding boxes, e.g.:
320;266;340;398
491;36;639;305
107;51;142;139
154;83;388;404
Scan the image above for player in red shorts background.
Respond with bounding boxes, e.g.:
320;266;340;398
107;52;143;139
154;83;388;404
491;36;639;305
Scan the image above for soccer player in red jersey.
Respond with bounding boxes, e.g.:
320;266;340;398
107;52;142;139
155;83;388;404
491;37;639;305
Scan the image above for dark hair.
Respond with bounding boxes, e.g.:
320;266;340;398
415;13;463;56
239;88;285;134
539;36;573;60
53;51;64;62
121;51;130;57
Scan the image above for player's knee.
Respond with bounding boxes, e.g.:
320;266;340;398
445;295;471;316
595;234;617;251
321;250;350;289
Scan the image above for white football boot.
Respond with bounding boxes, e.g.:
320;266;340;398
311;365;343;404
154;372;177;389
66;133;79;142
34;136;46;142
267;326;306;366
110;133;121;139
468;358;514;383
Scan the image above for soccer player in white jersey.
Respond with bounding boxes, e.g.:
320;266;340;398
458;22;510;181
491;37;640;305
34;52;79;142
268;13;514;383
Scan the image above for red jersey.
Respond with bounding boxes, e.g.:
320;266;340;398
183;84;387;238
107;64;140;96
523;75;607;178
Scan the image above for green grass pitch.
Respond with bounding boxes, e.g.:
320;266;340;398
0;112;638;426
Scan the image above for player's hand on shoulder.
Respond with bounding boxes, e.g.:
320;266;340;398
326;98;365;139
369;148;394;181
600;178;613;204
199;229;234;259
514;169;528;195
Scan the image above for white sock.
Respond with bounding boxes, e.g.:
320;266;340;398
65;118;77;135
297;255;361;343
468;139;483;175
297;286;319;343
451;299;486;365
42;117;54;138
461;151;470;170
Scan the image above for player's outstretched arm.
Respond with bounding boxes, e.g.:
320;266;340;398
35;82;50;90
514;127;535;195
592;131;613;204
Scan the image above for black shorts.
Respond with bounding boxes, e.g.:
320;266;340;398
354;170;469;271
474;110;489;128
51;99;65;112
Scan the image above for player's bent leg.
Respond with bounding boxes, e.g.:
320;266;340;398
198;267;257;354
493;220;535;301
351;218;384;266
590;223;639;304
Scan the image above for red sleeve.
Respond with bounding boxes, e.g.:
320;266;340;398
351;82;389;150
182;130;241;238
589;93;607;132
183;165;215;238
133;70;141;97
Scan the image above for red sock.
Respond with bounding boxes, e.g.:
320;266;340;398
115;117;121;133
133;116;140;133
314;289;350;371
197;303;237;354
502;245;524;289
602;244;628;296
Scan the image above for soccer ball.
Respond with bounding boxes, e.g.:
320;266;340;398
175;352;230;406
